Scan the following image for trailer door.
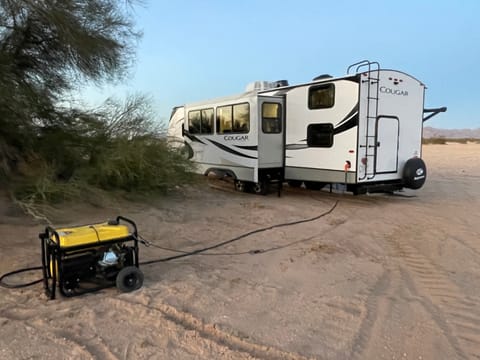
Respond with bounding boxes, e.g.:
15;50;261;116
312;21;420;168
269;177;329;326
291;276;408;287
257;96;285;169
375;116;399;173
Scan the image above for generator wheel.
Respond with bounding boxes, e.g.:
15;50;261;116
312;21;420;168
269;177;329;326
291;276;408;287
116;266;144;293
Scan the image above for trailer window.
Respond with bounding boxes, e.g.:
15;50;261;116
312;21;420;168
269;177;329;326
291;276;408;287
308;84;335;109
307;123;334;147
216;103;250;134
188;110;201;134
188;108;213;134
233;103;249;133
201;109;214;134
262;103;282;133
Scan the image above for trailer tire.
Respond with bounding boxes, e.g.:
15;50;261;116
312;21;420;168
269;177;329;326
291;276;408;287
352;186;367;195
116;266;144;293
252;181;268;195
234;180;246;192
180;143;194;160
304;181;326;191
287;180;303;188
403;157;427;189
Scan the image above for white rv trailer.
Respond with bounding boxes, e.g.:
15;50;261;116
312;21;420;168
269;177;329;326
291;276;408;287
168;60;446;195
168;84;287;194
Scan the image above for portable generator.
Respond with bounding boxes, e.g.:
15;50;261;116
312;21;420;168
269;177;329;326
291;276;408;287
39;216;143;300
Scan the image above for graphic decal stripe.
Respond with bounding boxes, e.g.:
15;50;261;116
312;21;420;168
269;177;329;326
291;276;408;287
184;132;206;145
285;144;308;150
235;145;258;151
207;139;258;159
334;112;359;135
286;104;359;149
335;103;359;127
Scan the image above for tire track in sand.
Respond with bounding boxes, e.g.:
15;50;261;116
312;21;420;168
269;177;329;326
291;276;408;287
106;296;312;360
388;236;480;360
308;295;367;358
349;268;398;359
0;314;96;359
49;328;118;360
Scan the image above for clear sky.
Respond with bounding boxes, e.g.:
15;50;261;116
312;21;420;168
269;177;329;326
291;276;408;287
82;0;479;129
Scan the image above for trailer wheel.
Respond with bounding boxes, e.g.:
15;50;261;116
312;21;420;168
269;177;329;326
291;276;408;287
287;180;303;188
234;180;247;192
304;181;326;191
403;157;427;189
116;266;144;293
180;143;194;160
352;186;367;195
252;181;268;195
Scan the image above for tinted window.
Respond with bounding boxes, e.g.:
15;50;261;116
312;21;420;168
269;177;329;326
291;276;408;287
201;108;214;134
233;103;249;133
188;108;213;134
262;103;282;133
216;105;233;133
188;110;201;134
308;84;335;109
216;103;250;134
307;123;334;147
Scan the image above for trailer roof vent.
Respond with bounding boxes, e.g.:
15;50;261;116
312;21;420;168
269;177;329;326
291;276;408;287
245;80;289;92
271;80;289;88
313;74;333;81
245;81;271;92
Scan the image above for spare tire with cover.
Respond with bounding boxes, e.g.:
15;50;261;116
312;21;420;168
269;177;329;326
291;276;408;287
403;157;427;189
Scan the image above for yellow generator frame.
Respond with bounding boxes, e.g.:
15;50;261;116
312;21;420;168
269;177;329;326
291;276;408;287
39;216;143;299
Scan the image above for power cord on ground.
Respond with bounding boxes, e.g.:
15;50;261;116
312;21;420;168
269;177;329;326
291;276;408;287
0;266;43;288
139;200;338;265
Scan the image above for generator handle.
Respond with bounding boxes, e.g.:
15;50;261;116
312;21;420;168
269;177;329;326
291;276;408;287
39;226;59;299
116;216;138;237
43;226;60;245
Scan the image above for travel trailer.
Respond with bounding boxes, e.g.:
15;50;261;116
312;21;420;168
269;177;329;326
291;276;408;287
168;60;446;195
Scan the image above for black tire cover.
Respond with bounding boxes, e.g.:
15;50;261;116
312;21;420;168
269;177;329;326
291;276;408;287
403;157;427;189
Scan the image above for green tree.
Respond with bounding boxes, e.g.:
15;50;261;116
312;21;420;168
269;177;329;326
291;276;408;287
0;0;140;177
0;0;194;210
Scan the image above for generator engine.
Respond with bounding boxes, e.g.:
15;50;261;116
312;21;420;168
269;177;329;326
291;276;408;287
40;216;143;299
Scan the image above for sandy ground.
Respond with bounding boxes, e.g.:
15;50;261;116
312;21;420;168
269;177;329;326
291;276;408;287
1;143;479;360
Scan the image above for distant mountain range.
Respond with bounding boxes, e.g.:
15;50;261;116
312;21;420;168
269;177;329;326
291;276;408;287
423;126;480;139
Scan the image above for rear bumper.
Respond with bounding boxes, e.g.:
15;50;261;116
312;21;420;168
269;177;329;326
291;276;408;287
348;180;406;194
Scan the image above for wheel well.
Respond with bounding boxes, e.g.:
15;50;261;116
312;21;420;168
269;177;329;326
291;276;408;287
204;168;237;179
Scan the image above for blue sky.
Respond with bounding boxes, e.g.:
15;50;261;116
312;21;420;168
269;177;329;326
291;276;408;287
82;0;479;129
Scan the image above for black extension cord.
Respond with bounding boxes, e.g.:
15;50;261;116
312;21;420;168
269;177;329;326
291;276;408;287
140;200;338;265
0;266;44;288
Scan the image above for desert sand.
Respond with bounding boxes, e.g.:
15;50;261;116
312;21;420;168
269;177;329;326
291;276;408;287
1;143;479;360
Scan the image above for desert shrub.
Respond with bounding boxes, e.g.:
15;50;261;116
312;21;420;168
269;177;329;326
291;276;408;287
9;95;195;208
85;135;195;193
423;137;479;145
82;95;195;193
423;137;447;145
